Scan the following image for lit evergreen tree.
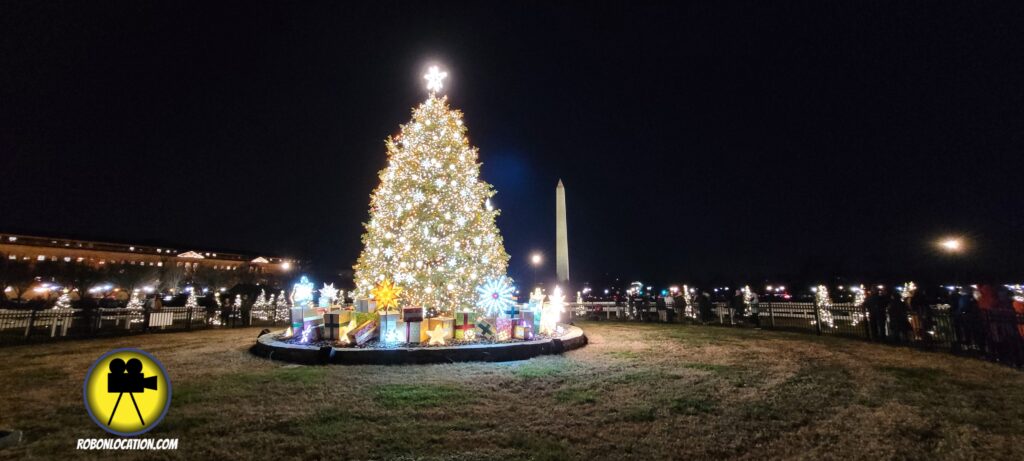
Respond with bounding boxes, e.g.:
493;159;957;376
53;289;72;310
185;290;198;311
353;66;509;313
274;290;290;322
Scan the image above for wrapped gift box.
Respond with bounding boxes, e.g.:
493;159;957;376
355;298;377;313
347;318;378;346
502;305;520;319
514;319;535;340
323;313;342;341
396;319;422;344
476;318;496;338
495;317;514;341
520;311;540;333
290;307;305;333
454;311;478;340
299;316;324;342
402;306;424;322
427;316;454;341
379;311;400;343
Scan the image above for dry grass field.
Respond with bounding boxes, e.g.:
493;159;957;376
1;321;1023;460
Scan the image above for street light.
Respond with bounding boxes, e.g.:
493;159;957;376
937;236;967;285
939;237;964;253
530;253;542;289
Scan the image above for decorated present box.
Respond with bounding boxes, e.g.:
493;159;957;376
427;316;454;341
502;304;520;319
520;311;540;332
396;319;422;344
290;307;305;332
323;313;342;341
299;316;324;342
402;306;424;322
347;317;378;346
476;317;496;339
378;311;400;343
355;298;377;313
495;317;514;341
514;319;535;340
453;311;478;340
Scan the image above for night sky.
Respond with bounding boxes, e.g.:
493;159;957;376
2;1;1022;289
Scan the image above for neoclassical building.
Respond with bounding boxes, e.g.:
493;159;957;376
0;232;297;290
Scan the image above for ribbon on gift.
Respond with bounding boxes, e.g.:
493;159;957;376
455;312;474;334
404;320;420;342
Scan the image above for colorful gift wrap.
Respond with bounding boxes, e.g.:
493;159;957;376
453;311;478;340
427;316;454;341
514;319;535;340
495;317;514;341
323;313;342;341
402;306;424;322
290;307;305;333
355;298;377;313
347;318;378;346
476;318;496;338
378;311;399;343
502;305;520;319
396;319;422;344
300;316;324;342
520;311;540;333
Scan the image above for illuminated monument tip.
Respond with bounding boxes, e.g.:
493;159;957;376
556;179;569;283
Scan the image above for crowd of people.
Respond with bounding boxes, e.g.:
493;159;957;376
608;284;1024;367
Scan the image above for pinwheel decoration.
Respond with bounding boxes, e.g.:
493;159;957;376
475;275;516;317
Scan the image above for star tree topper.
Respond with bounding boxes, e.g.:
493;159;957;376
424;65;448;93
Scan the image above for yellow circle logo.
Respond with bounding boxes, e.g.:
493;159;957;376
83;348;171;436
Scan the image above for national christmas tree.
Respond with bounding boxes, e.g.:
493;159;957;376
354;66;510;313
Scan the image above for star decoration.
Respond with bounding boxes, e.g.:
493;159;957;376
426;324;448;346
320;283;338;303
540;286;566;335
424;65;448;93
337;319;357;345
528;287;545;314
372;279;402;311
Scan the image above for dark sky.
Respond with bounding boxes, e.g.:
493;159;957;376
2;1;1022;289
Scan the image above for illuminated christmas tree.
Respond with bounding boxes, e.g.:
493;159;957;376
354;66;510;313
53;289;72;310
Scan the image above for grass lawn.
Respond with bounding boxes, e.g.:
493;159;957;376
1;321;1023;460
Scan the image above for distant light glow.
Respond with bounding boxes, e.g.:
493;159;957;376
939;237;963;252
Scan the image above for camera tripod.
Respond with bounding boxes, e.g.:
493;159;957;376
107;391;146;426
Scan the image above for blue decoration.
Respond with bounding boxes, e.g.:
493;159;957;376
292;276;315;312
475;275;516;317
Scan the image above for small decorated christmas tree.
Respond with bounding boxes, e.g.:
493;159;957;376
353;66;510;313
814;285;834;329
53;289;72;310
185;290;198;311
274;290;290;323
126;290;143;310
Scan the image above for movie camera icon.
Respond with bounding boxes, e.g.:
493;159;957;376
105;358;158;427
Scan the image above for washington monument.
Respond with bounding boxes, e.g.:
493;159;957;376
556;179;569;283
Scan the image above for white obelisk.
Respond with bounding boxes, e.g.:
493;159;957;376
556;179;569;284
